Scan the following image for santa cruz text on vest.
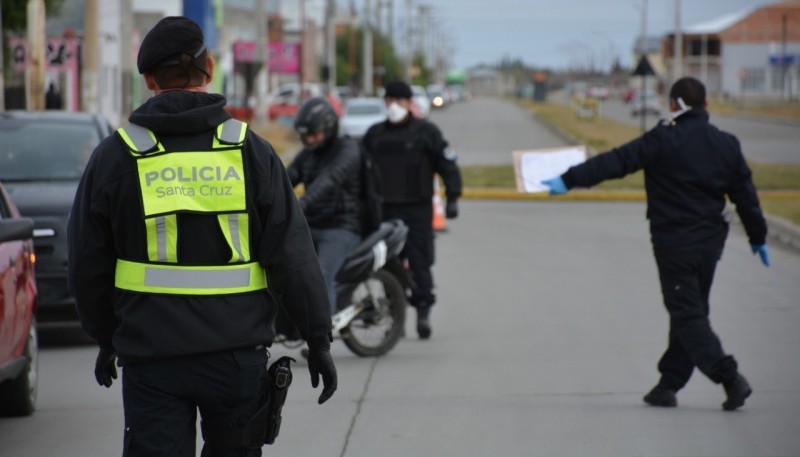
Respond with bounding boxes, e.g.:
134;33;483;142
144;165;242;198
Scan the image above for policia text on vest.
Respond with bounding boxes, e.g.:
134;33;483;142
143;164;242;198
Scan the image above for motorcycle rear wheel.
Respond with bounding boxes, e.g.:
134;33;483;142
342;269;406;357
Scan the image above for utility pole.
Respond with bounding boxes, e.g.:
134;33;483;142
374;0;382;90
781;13;788;100
673;0;682;83
348;0;356;92
83;0;99;113
299;0;306;88
121;0;133;115
26;0;45;110
0;3;5;111
639;0;648;133
405;0;413;81
325;0;336;90
363;0;373;95
255;0;268;123
700;34;708;88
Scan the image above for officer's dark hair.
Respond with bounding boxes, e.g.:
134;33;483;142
669;77;706;108
148;49;210;89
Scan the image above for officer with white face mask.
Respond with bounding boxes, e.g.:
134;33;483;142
361;80;462;340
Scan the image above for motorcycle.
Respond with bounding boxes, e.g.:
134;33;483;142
274;219;411;357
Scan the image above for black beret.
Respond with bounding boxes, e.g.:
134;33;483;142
384;80;413;99
137;16;206;74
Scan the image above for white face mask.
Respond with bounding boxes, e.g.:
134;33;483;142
386;102;409;123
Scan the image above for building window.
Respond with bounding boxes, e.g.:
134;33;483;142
689;38;720;57
741;67;766;92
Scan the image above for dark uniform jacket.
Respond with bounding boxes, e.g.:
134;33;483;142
362;116;462;204
286;137;362;234
67;91;331;363
561;109;767;249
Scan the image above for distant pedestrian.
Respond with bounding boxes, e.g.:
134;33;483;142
541;76;769;411
45;82;62;110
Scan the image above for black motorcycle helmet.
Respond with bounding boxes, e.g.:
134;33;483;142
294;97;338;149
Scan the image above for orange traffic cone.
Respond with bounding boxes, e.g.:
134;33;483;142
432;179;447;232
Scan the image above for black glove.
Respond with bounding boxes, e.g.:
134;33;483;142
94;346;117;388
445;198;459;219
307;349;337;404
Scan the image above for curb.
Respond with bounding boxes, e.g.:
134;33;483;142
460;188;800;253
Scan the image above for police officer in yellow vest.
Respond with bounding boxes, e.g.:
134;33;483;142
68;17;336;457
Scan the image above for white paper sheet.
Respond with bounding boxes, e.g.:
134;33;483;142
513;146;588;193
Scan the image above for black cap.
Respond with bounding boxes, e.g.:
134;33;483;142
137;16;206;74
384;80;413;99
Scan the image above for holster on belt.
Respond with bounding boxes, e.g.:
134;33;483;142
201;356;295;448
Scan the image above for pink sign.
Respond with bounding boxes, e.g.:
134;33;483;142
268;42;300;74
9;37;79;72
233;41;257;63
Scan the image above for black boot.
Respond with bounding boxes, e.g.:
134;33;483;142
643;384;677;407
722;374;752;411
416;306;432;340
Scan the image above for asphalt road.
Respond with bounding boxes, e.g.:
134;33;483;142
1;99;798;456
1;199;798;457
428;98;568;165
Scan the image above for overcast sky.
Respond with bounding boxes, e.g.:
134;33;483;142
133;0;780;70
407;0;778;70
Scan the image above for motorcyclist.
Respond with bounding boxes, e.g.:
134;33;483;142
287;97;363;316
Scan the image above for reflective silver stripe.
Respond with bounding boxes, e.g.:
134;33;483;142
155;216;168;262
227;214;244;262
123;124;158;152
144;267;252;289
217;119;245;145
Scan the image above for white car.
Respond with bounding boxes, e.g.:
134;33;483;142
411;85;431;118
631;90;662;116
339;97;387;139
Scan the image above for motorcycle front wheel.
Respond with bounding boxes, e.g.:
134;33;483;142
342;268;406;357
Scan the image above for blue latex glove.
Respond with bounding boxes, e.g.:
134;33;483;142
750;244;770;267
541;176;568;195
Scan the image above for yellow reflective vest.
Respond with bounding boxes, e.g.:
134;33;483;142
114;119;267;295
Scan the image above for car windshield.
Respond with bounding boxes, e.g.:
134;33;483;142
346;104;383;116
0;120;100;181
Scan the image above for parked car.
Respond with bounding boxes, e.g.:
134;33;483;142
0;111;113;328
339;97;387;139
631;90;662;116
268;93;343;124
411;85;431;118
0;181;38;416
267;82;343;124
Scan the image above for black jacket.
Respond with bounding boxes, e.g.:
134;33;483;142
362;116;462;204
286;137;362;234
561;109;767;249
67;91;331;363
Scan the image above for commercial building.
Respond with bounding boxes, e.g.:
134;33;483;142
662;1;800;100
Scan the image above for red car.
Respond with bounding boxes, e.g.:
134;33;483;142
0;181;38;416
268;94;343;123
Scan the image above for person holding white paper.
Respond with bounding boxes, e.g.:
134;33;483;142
541;77;769;411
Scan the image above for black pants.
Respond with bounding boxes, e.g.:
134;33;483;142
653;232;738;391
121;347;268;457
384;202;435;308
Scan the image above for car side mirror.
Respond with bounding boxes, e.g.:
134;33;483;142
0;218;34;243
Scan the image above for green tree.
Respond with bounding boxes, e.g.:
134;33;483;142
332;26;418;93
2;0;64;32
